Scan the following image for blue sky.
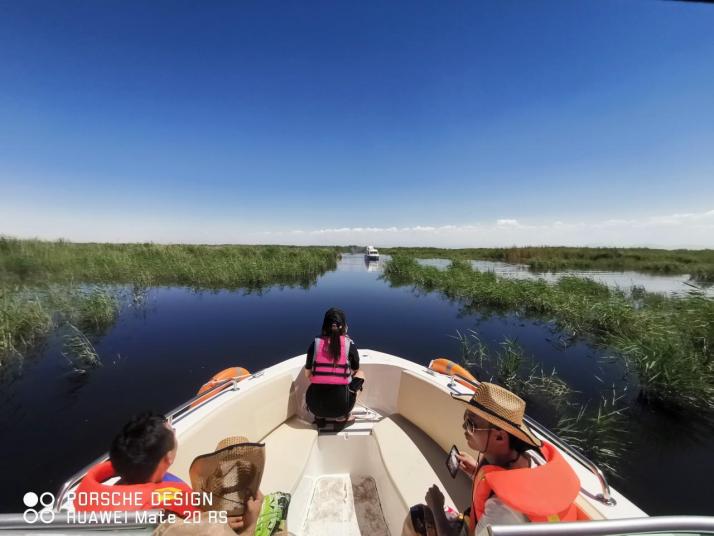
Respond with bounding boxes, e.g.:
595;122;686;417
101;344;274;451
1;0;713;247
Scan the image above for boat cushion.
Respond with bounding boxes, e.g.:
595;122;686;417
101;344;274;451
260;416;318;494
373;414;472;511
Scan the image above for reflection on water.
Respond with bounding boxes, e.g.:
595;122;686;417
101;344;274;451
0;254;711;517
416;258;714;297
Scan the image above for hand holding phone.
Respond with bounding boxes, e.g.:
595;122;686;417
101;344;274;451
446;445;460;478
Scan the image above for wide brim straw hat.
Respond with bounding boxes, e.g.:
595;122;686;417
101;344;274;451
189;436;265;516
451;382;542;448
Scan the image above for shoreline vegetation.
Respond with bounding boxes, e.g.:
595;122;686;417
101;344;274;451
1;238;339;288
0;239;340;365
384;255;714;414
381;246;714;282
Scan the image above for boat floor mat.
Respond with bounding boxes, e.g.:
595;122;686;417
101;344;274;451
302;474;390;536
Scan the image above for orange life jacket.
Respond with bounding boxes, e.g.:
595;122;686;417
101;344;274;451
74;461;201;518
467;442;580;532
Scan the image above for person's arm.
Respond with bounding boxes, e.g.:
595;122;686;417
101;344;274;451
348;342;360;370
304;341;315;379
425;485;462;536
456;452;479;480
228;490;264;534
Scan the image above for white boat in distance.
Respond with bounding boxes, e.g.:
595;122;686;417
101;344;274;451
5;351;714;535
365;246;379;260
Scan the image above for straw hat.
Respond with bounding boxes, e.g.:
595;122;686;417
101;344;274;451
451;383;542;448
189;437;265;516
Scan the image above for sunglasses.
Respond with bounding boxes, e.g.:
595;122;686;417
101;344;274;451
463;416;492;435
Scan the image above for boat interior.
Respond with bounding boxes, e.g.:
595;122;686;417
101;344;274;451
19;350;714;535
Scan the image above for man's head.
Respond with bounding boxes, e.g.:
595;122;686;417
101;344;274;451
110;412;177;484
453;382;541;459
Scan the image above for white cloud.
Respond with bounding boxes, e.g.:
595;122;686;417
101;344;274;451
2;208;713;248
265;210;714;248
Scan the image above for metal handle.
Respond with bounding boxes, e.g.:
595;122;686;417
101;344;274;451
488;515;714;535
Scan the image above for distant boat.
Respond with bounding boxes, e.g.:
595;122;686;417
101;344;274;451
365;246;379;260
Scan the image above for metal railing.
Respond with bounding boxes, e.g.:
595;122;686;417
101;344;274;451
54;376;244;511
488;515;714;535
438;369;615;506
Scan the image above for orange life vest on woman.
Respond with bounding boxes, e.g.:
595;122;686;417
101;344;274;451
310;336;352;385
467;442;580;532
74;461;201;517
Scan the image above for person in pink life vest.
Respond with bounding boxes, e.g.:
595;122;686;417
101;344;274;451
303;308;366;426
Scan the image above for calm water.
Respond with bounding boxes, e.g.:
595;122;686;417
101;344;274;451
1;254;712;516
416;258;714;297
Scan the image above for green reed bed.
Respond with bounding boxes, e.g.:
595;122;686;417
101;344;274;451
555;389;629;477
381;246;714;282
385;256;714;413
0;286;119;365
0;239;341;365
0;238;339;288
455;330;572;407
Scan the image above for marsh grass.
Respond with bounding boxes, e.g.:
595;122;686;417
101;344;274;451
0;239;341;363
382;246;714;282
0;289;53;360
0;238;339;288
62;324;101;370
74;289;119;334
555;389;629;477
0;286;120;365
386;255;714;412
454;330;573;408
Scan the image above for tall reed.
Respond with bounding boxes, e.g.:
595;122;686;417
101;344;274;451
0;238;339;288
382;246;714;282
385;255;714;412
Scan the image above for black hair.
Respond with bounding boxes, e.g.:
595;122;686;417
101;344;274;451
507;433;533;455
320;307;347;361
109;412;175;484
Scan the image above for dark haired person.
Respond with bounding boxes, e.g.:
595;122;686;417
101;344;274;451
303;307;365;425
74;412;201;518
405;383;580;536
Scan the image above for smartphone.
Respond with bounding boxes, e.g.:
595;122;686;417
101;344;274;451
446;445;460;478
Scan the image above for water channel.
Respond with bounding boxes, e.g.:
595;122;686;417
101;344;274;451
1;254;711;516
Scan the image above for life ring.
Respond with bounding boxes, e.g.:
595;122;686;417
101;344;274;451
428;358;478;390
192;366;250;407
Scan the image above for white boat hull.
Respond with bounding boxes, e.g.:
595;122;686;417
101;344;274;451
40;350;648;534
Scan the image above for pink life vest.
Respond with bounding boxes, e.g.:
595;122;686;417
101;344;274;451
310;336;351;385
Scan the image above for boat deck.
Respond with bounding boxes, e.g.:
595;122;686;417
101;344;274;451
302;475;389;536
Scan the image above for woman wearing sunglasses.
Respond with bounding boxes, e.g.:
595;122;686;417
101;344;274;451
406;382;580;536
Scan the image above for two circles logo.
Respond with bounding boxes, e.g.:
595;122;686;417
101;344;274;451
23;492;56;524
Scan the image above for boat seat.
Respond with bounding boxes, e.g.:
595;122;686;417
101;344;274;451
373;414;472;511
260;416;318;495
172;372;298;481
396;370;471;455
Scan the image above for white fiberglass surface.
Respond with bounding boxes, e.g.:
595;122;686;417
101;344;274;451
289;433;403;536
